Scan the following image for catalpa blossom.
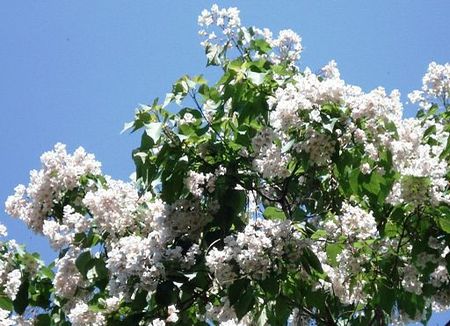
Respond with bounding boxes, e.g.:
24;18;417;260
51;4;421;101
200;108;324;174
185;171;213;197
321;59;341;79
106;234;166;295
5;269;21;300
206;219;306;285
0;224;7;237
321;203;378;241
67;301;105;326
205;298;251;326
316;203;378;305
53;247;87;299
83;178;139;237
42;205;90;250
0;309;13;326
5;143;101;233
402;265;423;295
251;128;290;178
268;29;303;64
387;118;449;206
408;62;450;110
422;62;450;102
198;4;241;48
295;129;336;166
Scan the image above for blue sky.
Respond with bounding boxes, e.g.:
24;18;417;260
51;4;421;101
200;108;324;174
1;1;449;324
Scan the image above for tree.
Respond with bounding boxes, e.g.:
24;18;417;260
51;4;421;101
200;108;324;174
2;4;450;325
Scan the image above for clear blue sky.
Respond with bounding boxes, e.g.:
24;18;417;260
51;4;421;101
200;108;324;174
1;1;449;324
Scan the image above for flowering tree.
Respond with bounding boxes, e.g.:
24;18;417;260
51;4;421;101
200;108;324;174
2;5;450;325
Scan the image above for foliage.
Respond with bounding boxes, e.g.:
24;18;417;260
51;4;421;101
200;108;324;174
3;4;450;326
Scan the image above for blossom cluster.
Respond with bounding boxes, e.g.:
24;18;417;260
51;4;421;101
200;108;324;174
0;224;48;324
387;117;449;206
206;218;307;286
409;62;450;108
2;4;450;325
5;143;101;233
314;203;378;305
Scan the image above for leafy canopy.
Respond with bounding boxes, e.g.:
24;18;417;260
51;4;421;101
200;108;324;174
2;4;450;326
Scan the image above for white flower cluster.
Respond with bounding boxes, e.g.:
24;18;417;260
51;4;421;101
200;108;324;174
43;205;90;250
145;305;178;326
409;62;450;108
347;87;402;133
387;118;449;206
206;219;306;286
5;143;101;233
264;56;450;210
106;234;165;295
268;83;302;131
67;301;105;326
0;229;26;303
0;308;13;326
430;263;450;288
401;265;423;295
53;247;87;299
268;65;346;123
83;178;139;237
265;63;348;166
251;128;290;179
198;5;303;68
265;29;303;65
316;203;378;305
205;297;251;326
178;112;196;125
94;194;207;298
4;269;21;301
324;203;378;241
198;4;241;48
8;146;211;303
295;129;336;166
0;308;33;326
3;143;211;312
0;224;7;238
184;166;225;197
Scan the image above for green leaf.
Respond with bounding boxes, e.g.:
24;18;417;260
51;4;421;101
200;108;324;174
303;248;323;273
259;276;279;297
349;168;360;194
145;122;163;143
281;139;295;153
121;121;136;134
377;283;396;313
13;278;29;315
438;216;450;233
155;281;178;306
234;285;255;320
35;314;51;326
0;296;13;311
75;251;93;278
311;229;327;240
228;278;250;305
128;289;148;312
363;172;382;195
246;71;266;86
384;221;398;237
251;39;272;54
326;243;344;266
273;296;292;324
263;207;286;221
423;125;436;138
